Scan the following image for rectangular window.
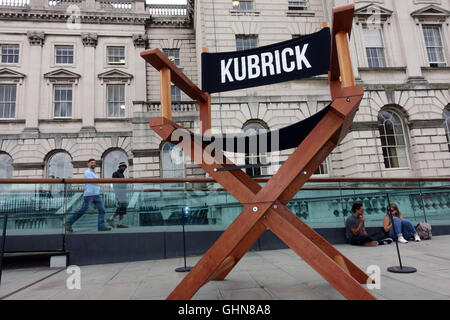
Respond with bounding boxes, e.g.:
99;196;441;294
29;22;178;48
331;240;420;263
288;0;309;11
363;27;386;68
171;86;181;102
107;46;126;65
314;161;329;175
163;49;180;66
55;45;74;65
0;84;16;119
0;44;20;64
232;0;253;10
423;26;445;67
171;86;182;111
53;85;72;118
107;84;125;118
236;35;258;51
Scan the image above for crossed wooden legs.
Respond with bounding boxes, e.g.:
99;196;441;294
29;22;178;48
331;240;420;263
150;91;376;300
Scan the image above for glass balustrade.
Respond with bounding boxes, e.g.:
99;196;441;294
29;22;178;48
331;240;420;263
0;179;449;236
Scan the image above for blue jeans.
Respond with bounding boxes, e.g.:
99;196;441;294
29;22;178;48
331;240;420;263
66;195;106;229
389;217;417;240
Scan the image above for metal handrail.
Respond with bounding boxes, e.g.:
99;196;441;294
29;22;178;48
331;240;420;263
0;177;449;184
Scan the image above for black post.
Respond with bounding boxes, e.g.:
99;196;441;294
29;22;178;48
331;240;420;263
386;193;416;274
62;179;67;252
0;213;8;286
175;206;192;272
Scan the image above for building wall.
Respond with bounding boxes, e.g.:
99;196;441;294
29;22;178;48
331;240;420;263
192;0;450;178
0;0;449;180
328;0;450;177
0;0;147;178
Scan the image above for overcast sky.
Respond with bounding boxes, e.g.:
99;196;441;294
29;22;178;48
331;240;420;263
146;0;187;4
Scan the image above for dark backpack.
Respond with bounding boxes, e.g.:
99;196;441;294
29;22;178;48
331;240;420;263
415;222;432;240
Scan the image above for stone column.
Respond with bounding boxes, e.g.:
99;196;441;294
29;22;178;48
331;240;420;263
133;34;148;104
23;31;45;136
393;1;424;82
81;33;97;132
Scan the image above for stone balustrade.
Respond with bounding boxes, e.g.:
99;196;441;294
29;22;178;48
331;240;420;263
0;0;30;7
148;4;187;16
0;0;191;15
146;101;199;113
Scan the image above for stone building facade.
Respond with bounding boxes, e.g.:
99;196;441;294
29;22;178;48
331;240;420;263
0;0;148;178
0;0;449;180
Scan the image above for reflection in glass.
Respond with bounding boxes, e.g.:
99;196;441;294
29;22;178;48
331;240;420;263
103;149;128;178
0;153;13;179
162;142;185;179
243;122;267;177
47;152;72;179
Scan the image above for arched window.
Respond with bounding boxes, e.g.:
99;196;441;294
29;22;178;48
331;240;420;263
103;149;128;178
378;110;409;169
0;153;13;178
243;122;268;177
161;142;185;179
444;106;450;152
46;151;72;179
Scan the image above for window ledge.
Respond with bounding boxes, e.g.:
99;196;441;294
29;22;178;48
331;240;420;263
0;119;24;123
286;10;315;17
229;9;261;16
382;167;411;171
358;67;407;72
39;119;81;124
421;66;450;71
96;118;131;122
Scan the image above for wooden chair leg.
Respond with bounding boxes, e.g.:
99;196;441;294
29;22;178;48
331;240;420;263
212;220;267;281
166;205;271;300
273;205;371;284
264;208;376;300
156;93;372;299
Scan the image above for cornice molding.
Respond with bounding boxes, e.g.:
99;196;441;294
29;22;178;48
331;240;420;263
354;3;393;24
0;68;26;79
44;68;82;80
411;4;450;24
0;9;149;25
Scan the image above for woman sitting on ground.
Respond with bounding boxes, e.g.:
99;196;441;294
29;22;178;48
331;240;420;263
383;203;421;243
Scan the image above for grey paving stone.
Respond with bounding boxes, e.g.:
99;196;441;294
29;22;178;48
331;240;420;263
2;235;450;300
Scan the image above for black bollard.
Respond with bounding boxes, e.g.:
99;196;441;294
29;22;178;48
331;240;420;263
175;206;193;272
0;213;8;286
386;193;416;274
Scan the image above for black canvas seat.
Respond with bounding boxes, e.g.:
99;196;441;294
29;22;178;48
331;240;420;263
192;105;331;154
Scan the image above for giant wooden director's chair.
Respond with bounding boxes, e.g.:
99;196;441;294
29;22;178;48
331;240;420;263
141;5;377;300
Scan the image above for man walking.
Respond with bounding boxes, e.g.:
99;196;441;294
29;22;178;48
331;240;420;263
107;162;129;228
65;159;111;232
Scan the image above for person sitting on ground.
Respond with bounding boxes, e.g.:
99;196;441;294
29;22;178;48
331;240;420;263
383;203;421;244
346;203;392;246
